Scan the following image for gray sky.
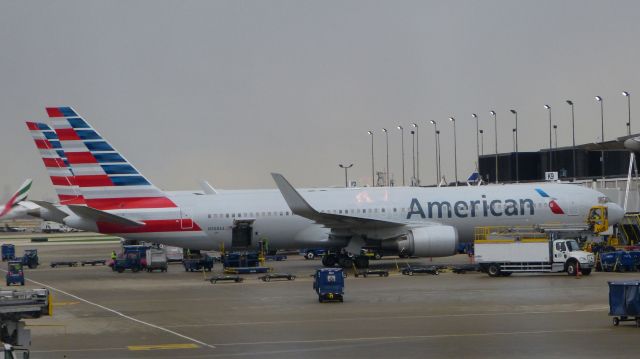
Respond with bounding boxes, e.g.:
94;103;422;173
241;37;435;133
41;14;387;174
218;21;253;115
1;0;639;201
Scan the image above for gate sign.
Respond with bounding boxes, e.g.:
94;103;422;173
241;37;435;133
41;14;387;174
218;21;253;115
545;172;558;181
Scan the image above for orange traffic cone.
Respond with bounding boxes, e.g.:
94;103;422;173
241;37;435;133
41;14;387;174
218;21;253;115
575;261;582;279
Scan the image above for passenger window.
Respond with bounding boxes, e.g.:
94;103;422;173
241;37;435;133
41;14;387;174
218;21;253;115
339;210;343;214
382;208;386;213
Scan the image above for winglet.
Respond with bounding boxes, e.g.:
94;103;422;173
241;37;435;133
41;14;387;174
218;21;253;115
271;173;319;219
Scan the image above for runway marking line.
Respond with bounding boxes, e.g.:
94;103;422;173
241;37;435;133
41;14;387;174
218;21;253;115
211;328;612;347
128;343;199;351
0;269;215;350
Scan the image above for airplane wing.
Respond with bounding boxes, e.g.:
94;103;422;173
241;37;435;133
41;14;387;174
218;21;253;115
271;173;404;229
578;133;640;151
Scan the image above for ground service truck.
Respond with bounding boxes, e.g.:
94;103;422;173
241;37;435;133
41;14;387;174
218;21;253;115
474;227;595;277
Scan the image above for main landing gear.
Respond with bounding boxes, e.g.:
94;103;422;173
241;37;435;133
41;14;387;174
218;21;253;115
322;252;369;269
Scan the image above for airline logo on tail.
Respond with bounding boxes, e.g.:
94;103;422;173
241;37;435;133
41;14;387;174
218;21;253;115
26;122;85;205
535;188;565;214
46;107;177;211
0;179;32;218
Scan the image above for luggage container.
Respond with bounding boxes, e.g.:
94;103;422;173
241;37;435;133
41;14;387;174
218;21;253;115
609;281;640;327
1;244;15;261
313;268;344;303
183;254;214;272
145;248;168;272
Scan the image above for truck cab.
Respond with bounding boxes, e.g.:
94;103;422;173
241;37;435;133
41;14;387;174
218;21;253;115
550;239;595;275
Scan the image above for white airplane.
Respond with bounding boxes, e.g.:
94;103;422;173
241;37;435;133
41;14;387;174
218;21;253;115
0;179;34;220
25;107;624;268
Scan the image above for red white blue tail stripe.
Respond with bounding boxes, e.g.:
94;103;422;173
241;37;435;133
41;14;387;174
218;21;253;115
47;107;177;211
26;122;85;205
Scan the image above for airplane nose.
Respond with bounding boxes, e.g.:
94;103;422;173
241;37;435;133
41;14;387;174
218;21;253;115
607;203;625;224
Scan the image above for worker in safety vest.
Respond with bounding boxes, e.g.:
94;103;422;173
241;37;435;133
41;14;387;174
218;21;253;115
110;251;117;261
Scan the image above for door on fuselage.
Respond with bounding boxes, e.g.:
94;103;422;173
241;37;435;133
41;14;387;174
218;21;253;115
180;210;194;230
232;220;253;248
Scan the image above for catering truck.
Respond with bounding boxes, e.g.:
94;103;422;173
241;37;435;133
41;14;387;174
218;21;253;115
474;227;595;277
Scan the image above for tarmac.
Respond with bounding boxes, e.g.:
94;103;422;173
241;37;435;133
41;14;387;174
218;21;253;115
2;236;640;358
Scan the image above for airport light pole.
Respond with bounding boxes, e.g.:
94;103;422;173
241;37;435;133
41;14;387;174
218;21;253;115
410;130;416;185
412;123;419;185
397;126;405;186
510;109;519;183
449;117;458;185
566;100;576;180
436;130;442;184
382;128;389;186
595;96;605;179
338;164;353;188
623;91;631;135
490;110;498;183
430;120;440;184
544;105;552;173
480;129;484;156
472;114;480;172
512;129;516;152
367;130;375;186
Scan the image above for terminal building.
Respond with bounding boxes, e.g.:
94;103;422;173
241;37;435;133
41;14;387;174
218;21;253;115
478;142;640;212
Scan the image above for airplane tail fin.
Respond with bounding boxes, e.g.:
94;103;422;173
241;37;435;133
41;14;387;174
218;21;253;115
47;107;177;211
0;179;32;218
26;122;85;205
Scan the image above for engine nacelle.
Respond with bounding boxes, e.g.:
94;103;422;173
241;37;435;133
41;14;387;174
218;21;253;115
396;226;458;257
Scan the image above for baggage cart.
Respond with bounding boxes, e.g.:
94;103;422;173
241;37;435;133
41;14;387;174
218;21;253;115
609;281;640;327
224;266;270;274
313;268;344;303
1;244;15;261
354;269;389;278
50;261;78;268
402;265;439;276
209;275;243;284
81;259;107;266
183;255;214;272
259;273;295;282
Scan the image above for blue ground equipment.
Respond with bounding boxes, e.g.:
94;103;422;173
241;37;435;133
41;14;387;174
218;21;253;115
6;260;25;286
183;254;214;272
609;281;640;327
1;244;15;261
19;249;39;269
113;251;143;273
313;268;344;303
222;252;260;268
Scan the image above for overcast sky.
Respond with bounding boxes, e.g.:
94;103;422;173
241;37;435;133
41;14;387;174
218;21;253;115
1;0;639;201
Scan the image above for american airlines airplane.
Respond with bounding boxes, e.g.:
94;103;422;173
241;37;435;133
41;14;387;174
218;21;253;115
24;107;624;268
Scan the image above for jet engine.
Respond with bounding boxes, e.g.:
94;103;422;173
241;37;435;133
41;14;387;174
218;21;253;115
395;226;458;257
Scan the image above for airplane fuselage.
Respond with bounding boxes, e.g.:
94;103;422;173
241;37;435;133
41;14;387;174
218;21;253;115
80;182;619;251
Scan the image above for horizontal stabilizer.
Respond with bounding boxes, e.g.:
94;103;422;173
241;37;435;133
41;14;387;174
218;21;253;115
30;200;69;222
67;205;145;227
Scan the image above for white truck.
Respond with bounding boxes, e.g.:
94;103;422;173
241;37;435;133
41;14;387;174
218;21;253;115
474;228;595;277
145;248;168;272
